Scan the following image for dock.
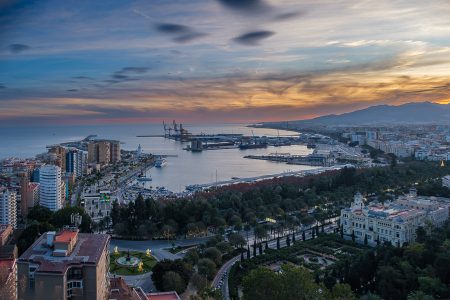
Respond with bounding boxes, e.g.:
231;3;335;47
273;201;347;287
185;166;345;191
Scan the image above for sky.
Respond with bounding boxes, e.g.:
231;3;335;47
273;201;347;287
1;0;450;126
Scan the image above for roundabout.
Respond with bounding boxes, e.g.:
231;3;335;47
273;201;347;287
110;248;157;276
116;255;141;267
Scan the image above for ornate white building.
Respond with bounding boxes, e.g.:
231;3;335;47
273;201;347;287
340;189;449;247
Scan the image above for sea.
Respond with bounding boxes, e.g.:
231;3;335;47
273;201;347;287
0;123;316;192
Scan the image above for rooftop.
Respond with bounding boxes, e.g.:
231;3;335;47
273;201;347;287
19;231;109;274
109;277;141;300
146;292;181;300
54;230;78;244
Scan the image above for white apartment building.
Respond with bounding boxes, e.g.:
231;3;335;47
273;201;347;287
341;190;449;247
0;187;17;228
39;165;63;211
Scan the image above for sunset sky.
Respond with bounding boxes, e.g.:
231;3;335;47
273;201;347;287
1;0;450;126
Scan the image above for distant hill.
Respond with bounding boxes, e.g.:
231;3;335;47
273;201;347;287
270;102;450;126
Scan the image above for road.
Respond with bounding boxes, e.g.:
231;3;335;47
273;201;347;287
212;222;338;300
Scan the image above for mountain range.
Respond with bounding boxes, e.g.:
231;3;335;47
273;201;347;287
270;102;450;126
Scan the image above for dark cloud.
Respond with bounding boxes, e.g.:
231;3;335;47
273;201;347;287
73;76;94;80
67;89;78;92
0;83;6;89
155;23;207;44
233;30;275;46
173;32;208;44
120;67;150;74
112;74;129;80
8;43;30;53
217;0;269;14
274;11;305;21
109;67;150;82
155;23;190;34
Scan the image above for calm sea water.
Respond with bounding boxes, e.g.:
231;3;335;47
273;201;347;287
0;123;316;191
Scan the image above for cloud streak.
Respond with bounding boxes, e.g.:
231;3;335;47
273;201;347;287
233;30;275;46
8;43;30;53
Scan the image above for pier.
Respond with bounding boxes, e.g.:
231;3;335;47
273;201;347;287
185;166;345;191
244;153;333;167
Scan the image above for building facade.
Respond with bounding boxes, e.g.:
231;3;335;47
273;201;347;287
88;141;119;165
18;229;110;300
110;141;121;163
39;165;63;211
0;224;18;300
66;149;87;178
0;187;17;228
340;190;449;247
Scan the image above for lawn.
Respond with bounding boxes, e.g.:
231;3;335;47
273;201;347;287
109;251;157;275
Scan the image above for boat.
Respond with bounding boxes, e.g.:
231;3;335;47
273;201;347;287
239;142;268;150
137;176;152;182
155;158;167;168
231;177;240;180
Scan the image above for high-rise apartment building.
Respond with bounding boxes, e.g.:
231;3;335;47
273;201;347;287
66;149;86;177
39;165;63;211
0;187;17;228
87;141;119;165
110;141;121;163
19;172;30;218
87;143;98;164
97;141;111;165
17;229;110;300
48;146;67;172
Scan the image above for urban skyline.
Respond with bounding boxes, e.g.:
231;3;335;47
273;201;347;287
1;0;450;126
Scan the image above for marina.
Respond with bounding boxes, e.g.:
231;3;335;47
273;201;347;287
0;123;320;193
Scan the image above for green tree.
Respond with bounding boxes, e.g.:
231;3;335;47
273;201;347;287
27;205;53;223
242;267;281;300
151;259;192;292
228;233;246;249
162;271;186;294
50;206;92;232
204;247;222;265
197;258;216;280
359;292;383;300
110;200;120;227
254;225;267;242
407;291;435;300
331;283;356;300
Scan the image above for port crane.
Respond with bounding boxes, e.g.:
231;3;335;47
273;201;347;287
162;120;191;141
